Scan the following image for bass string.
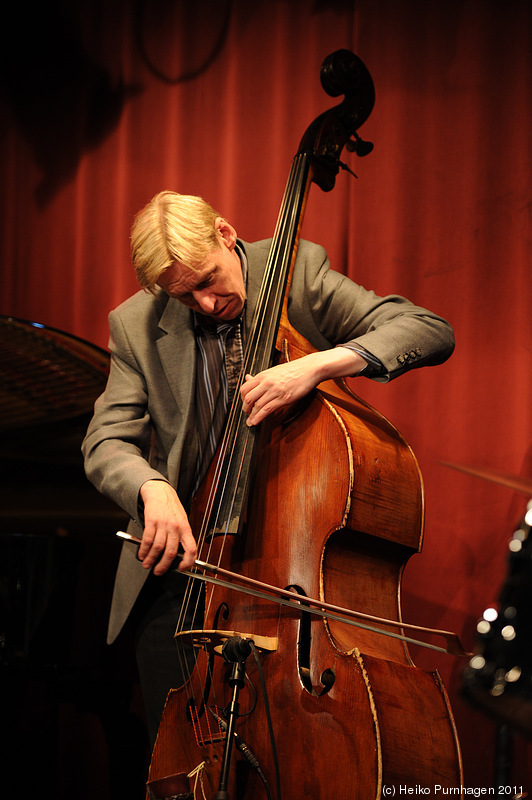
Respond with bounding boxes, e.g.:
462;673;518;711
194;154;310;587
172;154;311;721
176;154;308;631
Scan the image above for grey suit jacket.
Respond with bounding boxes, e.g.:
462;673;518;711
82;239;454;642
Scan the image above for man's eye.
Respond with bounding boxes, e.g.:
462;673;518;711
198;274;215;289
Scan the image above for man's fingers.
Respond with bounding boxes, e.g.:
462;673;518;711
138;480;197;574
151;534;180;575
176;531;198;571
138;521;156;560
140;528;169;570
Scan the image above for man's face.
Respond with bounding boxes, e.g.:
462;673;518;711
156;220;246;321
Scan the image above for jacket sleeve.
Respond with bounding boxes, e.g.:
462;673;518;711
289;240;455;382
81;308;170;521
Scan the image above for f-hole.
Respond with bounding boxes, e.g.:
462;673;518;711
288;584;335;696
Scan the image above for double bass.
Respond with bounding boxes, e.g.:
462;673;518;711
143;49;463;800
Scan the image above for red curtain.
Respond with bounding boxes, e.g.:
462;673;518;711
2;0;531;789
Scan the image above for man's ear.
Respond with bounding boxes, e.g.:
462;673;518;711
215;217;238;249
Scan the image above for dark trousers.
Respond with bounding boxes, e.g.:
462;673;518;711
132;570;201;747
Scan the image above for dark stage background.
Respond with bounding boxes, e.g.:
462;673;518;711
1;0;531;796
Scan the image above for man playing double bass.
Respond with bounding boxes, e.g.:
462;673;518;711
82;190;454;746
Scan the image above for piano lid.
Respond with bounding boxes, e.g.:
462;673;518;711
0;314;109;433
0;315;126;535
0;318;126;672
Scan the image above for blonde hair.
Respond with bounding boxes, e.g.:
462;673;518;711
130;191;221;292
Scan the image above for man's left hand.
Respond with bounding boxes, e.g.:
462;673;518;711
240;348;367;426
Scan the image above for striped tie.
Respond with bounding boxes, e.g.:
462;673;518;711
192;318;242;495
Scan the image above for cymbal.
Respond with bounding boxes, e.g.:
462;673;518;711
440;461;532;496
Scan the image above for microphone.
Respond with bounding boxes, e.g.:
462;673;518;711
221;636;253;663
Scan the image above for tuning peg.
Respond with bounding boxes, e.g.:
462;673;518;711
346;132;374;157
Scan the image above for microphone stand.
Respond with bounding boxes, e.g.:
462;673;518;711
213;637;253;800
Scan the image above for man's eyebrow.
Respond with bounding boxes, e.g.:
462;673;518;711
196;270;216;288
163;266;215;294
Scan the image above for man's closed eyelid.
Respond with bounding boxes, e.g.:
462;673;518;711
200;270;216;287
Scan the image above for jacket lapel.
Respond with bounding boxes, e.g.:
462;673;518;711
155;298;197;488
156;296;196;411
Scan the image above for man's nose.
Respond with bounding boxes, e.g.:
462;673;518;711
193;290;216;314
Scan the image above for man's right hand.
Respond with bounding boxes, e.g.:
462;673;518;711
138;480;198;575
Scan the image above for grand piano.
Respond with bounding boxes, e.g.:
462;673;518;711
0;315;146;799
